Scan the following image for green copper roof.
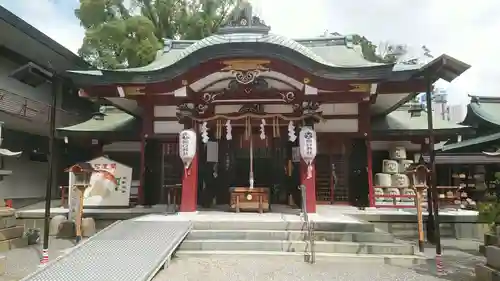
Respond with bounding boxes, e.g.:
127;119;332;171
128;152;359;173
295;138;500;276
66;0;469;87
441;131;500;152
371;106;470;136
462;95;500;128
114;35;382;73
57;107;138;137
66;34;397;85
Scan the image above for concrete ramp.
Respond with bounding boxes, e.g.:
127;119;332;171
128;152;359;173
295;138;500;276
21;218;192;281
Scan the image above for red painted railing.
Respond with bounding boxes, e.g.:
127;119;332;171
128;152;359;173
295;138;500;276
372;186;418;209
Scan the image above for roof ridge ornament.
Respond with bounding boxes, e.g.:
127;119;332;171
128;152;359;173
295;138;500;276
217;0;271;35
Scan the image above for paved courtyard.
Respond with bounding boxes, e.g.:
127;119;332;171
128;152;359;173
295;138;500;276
154;239;483;281
0;237;82;281
0;237;483;281
155;255;476;281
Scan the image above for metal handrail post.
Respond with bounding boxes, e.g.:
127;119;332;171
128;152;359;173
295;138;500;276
299;184;315;264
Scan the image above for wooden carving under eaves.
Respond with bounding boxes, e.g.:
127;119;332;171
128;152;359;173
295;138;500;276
349;84;370;93
121;86;145;96
293;101;320;115
221;60;270;85
239;104;262;113
221;59;270;71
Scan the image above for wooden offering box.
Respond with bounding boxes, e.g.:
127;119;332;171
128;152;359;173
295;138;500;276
230;187;270;213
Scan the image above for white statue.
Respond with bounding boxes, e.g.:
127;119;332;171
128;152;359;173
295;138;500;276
83;170;116;205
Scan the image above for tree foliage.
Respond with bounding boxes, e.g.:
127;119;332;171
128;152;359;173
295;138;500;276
351;34;397;64
75;0;236;69
342;33;433;65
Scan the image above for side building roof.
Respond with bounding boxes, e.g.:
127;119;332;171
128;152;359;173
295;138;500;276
461;95;500;128
371;105;472;137
56;107;139;139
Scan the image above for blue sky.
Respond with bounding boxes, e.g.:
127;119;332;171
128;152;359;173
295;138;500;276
1;0;499;107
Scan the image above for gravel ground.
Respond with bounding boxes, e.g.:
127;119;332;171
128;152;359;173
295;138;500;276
156;256;449;281
154;239;484;281
0;237;83;281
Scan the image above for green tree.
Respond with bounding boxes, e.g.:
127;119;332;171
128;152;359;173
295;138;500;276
75;0;236;69
351;34;397;63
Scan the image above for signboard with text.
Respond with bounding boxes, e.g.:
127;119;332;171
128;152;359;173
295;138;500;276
68;156;133;211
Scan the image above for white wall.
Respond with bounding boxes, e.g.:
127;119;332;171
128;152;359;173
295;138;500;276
0;154;47;199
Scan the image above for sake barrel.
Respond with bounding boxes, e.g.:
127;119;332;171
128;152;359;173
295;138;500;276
399;160;414;173
386;187;400;202
391;173;410;187
374;187;385;204
401;188;416;203
374;173;391;187
389;146;407;160
382;159;398;174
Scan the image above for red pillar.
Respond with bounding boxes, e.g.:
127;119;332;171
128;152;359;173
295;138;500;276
301;159;316;213
180;151;198;212
366;139;374;207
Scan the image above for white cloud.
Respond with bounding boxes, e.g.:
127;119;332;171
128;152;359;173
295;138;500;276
2;0;499;104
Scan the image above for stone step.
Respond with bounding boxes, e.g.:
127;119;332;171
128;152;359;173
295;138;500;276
187;230;394;243
0;255;4;275
179;240;415;255
192;221;375;232
0;226;24;241
175;250;429;266
0;216;16;229
486;246;500;270
475;264;500;281
0;236;28;252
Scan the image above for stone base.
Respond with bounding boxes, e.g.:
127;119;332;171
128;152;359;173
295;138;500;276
476;264;500;281
0;237;28;252
477;236;500;280
57;221;76;239
0;217;16;229
50;215;67;236
487;246;500;269
0;226;24;241
0;207;15;218
0;255;5;275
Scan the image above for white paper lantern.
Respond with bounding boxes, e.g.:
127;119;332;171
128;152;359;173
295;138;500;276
179;129;197;172
299;127;317;179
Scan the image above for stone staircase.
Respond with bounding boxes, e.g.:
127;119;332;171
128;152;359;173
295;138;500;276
476;227;500;280
176;220;427;264
0;209;26;252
